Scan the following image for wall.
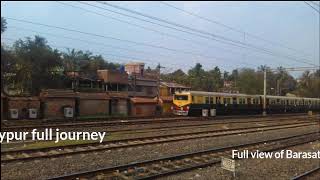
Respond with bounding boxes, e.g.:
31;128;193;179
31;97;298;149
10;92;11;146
97;70;128;84
110;99;128;116
131;103;156;117
7;97;40;119
43;98;75;119
79;99;109;116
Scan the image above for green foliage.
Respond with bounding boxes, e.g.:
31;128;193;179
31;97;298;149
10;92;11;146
10;36;63;94
62;48;120;77
1;17;6;33
1;35;318;98
293;70;320;98
2;36;121;95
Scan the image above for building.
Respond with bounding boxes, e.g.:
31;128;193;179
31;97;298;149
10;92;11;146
40;89;77;120
128;76;158;98
160;82;191;96
125;62;159;98
97;70;128;92
125;62;145;76
130;97;158;117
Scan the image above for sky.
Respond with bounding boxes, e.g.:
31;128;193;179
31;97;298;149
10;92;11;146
1;1;319;76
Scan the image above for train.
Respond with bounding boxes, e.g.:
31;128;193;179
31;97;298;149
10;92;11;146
172;91;320;116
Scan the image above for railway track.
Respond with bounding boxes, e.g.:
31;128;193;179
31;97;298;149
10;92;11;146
291;167;320;180
4;116;313;144
3;116;315;144
46;132;320;180
2;114;316;133
3;113;308;127
1;121;317;163
1;117;197;131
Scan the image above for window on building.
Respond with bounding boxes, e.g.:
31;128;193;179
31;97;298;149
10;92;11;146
146;87;153;95
136;86;143;92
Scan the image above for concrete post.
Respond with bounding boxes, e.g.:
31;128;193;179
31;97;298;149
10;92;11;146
263;69;267;116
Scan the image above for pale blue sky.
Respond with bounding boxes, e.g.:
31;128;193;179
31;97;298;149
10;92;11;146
1;1;319;75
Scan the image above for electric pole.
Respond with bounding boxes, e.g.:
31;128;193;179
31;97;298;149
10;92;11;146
157;63;165;103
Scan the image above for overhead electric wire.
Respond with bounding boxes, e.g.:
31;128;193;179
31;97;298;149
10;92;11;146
5;26;208;69
57;1;291;67
2;37;161;67
2;32;237;71
304;1;320;13
159;1;314;58
4;17;258;70
310;1;320;7
97;1;317;66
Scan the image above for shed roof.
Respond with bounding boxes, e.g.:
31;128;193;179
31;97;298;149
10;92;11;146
159;96;173;102
130;97;157;104
77;92;110;100
8;96;39;101
161;82;190;89
40;89;77;98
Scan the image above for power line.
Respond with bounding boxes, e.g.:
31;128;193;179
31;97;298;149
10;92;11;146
1;37;159;67
310;1;320;7
97;1;317;66
5;26;209;70
4;17;257;70
57;1;291;67
304;1;320;13
159;1;314;58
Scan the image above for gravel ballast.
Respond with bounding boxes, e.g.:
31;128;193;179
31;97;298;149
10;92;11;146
1;123;319;179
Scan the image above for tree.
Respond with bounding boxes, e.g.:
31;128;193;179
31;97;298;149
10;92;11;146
1;17;6;34
237;68;263;94
12;36;63;94
293;70;320;98
62;49;120;78
188;63;206;90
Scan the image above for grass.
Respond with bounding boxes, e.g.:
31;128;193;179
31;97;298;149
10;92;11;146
76;113;128;121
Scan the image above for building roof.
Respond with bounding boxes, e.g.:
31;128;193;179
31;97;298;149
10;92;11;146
8;96;39;101
159;96;173;102
77;92;110;100
125;62;145;66
130;97;157;104
161;82;190;89
40;89;77;98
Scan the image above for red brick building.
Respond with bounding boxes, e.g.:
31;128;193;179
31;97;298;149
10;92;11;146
130;97;157;117
7;96;40;119
40;89;77;120
77;92;110;116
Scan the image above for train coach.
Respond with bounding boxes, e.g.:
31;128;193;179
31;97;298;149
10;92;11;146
172;91;320;116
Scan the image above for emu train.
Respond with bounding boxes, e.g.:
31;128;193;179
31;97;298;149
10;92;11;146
172;91;320;116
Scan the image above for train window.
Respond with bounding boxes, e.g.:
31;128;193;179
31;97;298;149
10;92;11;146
256;98;260;104
205;97;209;104
192;96;194;101
210;97;214;104
216;97;221;104
239;98;245;104
252;98;256;104
247;98;251;104
270;99;274;105
232;97;237;104
277;99;280;104
175;95;188;100
225;98;231;104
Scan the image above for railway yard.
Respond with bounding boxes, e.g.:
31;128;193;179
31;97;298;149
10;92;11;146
1;113;319;180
